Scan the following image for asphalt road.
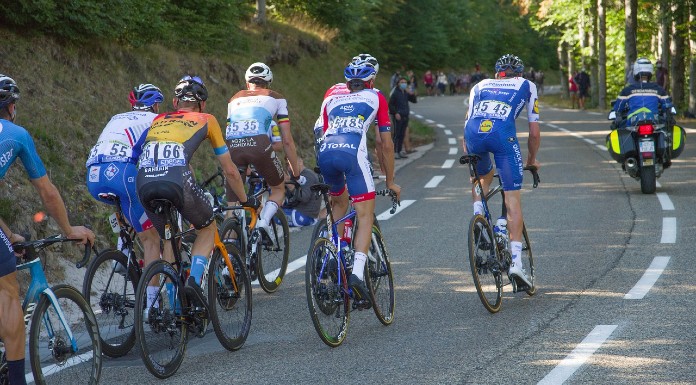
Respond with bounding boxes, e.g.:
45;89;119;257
91;94;696;384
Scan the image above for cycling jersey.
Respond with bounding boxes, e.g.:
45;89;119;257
614;81;671;125
464;77;539;191
86;111;157;166
0;119;47;179
226;89;289;140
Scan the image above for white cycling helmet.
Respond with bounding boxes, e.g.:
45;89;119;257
245;62;273;84
633;58;653;81
351;53;379;74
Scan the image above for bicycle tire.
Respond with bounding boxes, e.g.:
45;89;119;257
208;241;252;351
522;224;536;296
366;224;395;326
82;249;139;358
220;217;244;255
468;215;503;313
308;218;328;256
305;237;349;347
29;284;102;385
257;209;290;293
134;260;188;379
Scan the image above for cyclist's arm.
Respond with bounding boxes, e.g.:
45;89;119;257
278;120;300;178
30;176;94;244
217;153;248;204
526;121;541;168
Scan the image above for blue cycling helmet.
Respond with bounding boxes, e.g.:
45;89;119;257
174;75;208;102
0;74;20;108
129;83;163;111
494;54;524;76
344;62;376;82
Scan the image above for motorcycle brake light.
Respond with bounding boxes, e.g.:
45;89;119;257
638;124;654;135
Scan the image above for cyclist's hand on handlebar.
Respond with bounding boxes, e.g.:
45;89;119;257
387;182;401;203
67;226;95;245
292;174;307;186
525;159;541;171
241;196;261;209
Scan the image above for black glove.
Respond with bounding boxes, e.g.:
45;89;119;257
241;196;261;209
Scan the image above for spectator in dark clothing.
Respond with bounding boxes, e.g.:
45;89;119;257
656;60;669;91
574;69;591;110
389;76;417;159
282;157;322;227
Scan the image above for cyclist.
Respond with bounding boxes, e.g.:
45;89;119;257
225;62;304;240
0;74;94;385
85;84;163;281
317;62;401;306
135;75;256;311
462;54;540;288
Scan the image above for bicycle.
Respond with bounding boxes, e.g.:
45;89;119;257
305;183;398;347
219;171;290;294
459;154;540;313
132;199;252;379
0;236;101;385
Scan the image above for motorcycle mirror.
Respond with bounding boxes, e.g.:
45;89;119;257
670;106;677;115
608;111;616;120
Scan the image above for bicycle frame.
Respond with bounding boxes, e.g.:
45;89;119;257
318;207;357;293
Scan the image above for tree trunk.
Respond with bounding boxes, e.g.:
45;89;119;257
624;0;638;84
671;1;686;109
689;1;696;116
660;0;671;92
255;0;266;25
558;41;569;100
590;1;599;108
598;0;607;110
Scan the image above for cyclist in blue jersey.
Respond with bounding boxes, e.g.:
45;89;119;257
0;74;94;385
462;55;540;288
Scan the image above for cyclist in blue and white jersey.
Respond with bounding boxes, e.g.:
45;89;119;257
463;54;540;287
0;74;94;385
318;61;401;305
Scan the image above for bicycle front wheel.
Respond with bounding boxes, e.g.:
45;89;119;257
29;284;102;385
257;209;290;293
134;260;188;379
208;241;252;351
522;223;536;296
82;249;139;357
468;215;503;313
366;225;395;325
305;237;349;347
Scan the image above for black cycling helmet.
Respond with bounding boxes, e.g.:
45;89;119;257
174;75;208;102
0;74;20;108
494;54;524;76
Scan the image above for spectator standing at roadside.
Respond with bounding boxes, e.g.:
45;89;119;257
656;60;669;92
574;68;591;110
436;71;447;96
423;70;434;96
447;71;457;95
568;71;578;109
389;76;417;158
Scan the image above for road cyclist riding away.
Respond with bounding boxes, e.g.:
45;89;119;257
0;74;95;385
135;75;257;317
317;60;401;306
462;54;541;290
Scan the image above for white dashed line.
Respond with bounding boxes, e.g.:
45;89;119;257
448;138;457;145
587;111;601;115
624;256;670;300
537;325;618;385
426;119;435;124
656;193;674;210
376;199;416;221
661;217;676;243
444;129;453;135
558;127;570;133
547;123;558;129
438;124;447;129
441;159;455;168
656;181;662;188
595;144;606;151
449;147;458;155
415;114;423;119
583;138;596;145
424;175;446;188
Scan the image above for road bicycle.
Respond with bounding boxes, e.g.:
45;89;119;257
219;171;290;293
132;199;251;379
305;183;398;347
459;154;540;313
0;236;101;385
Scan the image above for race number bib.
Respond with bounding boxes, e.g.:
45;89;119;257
139;141;186;168
87;140;131;164
472;100;512;120
329;116;365;134
226;119;261;138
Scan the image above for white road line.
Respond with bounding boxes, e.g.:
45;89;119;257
624;256;670;300
656;193;674;210
441;159;455;168
595;144;606;151
444;129;453;135
438;124;447;129
558;127;570;133
448;138;457;145
661;217;676;243
547;123;558;128
587;111;601;115
27;350;95;383
415;114;423;119
570;132;583;138
426;119;434;123
410;111;415;115
376;199;416;221
537;325;618;385
583;138;596;145
656;181;662;188
449;147;458;155
424;175;446;188
252;255;308;285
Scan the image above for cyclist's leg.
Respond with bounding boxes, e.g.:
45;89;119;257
251;135;285;227
180;171;216;286
464;134;494;214
0;232;25;384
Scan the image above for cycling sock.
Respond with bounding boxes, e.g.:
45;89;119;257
353;252;367;280
146;286;160;308
511;241;523;261
8;358;27;385
473;201;483;216
260;200;279;225
189;255;207;285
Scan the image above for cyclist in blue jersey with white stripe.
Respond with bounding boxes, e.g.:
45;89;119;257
0;74;94;385
463;54;541;288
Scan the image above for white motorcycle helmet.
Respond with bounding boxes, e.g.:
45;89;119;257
245;62;273;84
633;58;653;81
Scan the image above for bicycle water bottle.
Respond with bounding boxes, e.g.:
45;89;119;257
343;219;353;244
493;217;508;247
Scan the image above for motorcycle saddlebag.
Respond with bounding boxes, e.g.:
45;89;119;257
606;128;635;162
669;125;686;159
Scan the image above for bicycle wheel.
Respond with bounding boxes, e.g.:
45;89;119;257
134;260;188;379
257;209;290;293
220;217;243;253
305;237;349;347
29;284;102;385
522;223;536;296
308;218;328;256
208;241;252;351
366;225;395;325
468;215;503;313
82;249;139;358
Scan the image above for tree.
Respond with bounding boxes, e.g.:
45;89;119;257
256;0;266;24
688;0;696;116
624;0;638;83
597;0;607;110
670;1;686;108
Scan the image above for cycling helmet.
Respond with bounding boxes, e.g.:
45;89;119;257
494;54;524;75
344;62;376;82
245;62;273;84
129;83;164;110
633;58;653;80
351;53;379;74
174;75;208;102
0;74;20;108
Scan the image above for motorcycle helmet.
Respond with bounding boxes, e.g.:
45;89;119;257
174;75;208;102
633;58;653;81
495;54;524;76
245;62;273;84
129;83;164;111
0;74;20;108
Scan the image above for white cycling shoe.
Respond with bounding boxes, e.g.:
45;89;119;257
508;258;532;287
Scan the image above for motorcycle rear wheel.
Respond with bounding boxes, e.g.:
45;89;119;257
640;164;656;194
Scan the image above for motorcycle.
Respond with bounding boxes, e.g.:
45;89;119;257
606;104;686;194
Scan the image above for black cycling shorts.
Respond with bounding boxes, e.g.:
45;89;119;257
226;134;284;201
0;229;16;278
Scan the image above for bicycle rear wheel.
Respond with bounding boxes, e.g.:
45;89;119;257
305;237;349;347
29;284;102;385
468;215;503;313
82;249;139;358
308;218;328;256
522;223;536;296
208;241;252;351
257;209;290;293
366;225;395;325
134;260;188;379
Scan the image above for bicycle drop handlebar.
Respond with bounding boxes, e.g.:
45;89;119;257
460;154;540;188
376;189;400;214
12;235;94;268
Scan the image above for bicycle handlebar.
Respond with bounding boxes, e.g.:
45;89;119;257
12;235;94;268
376;189;400;214
523;165;540;188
